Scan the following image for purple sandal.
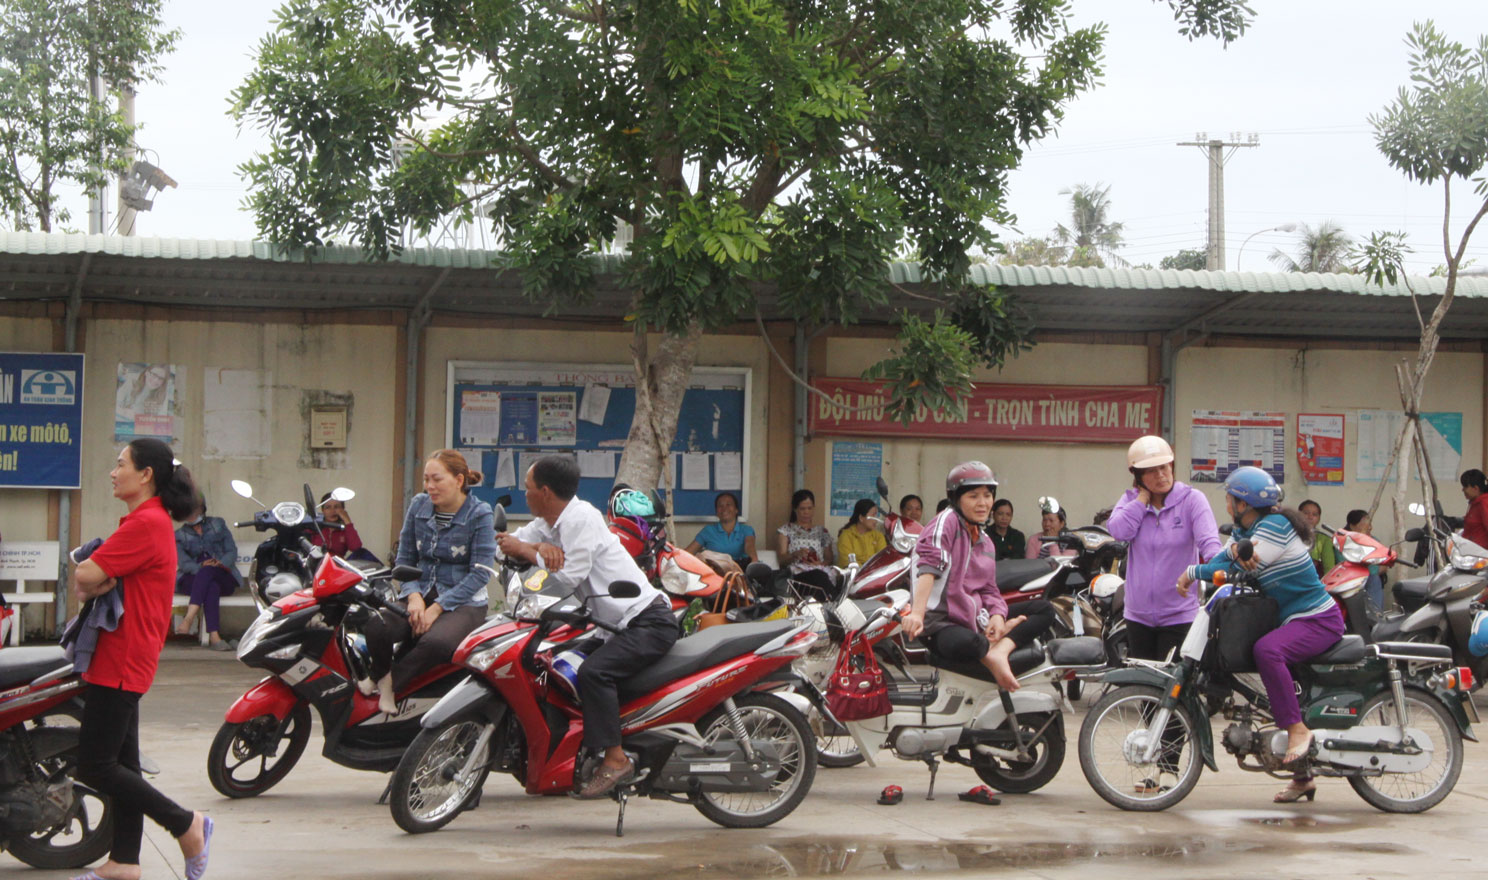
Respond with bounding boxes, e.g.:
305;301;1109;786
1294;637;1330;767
185;816;214;880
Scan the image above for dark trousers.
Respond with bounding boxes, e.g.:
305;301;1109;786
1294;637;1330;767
363;603;486;692
577;600;679;751
176;563;238;633
924;599;1058;662
1125;618;1191;663
76;684;193;865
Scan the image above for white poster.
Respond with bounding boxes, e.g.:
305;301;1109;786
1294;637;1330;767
458;390;502;446
1356;410;1464;483
577;450;616;479
681;452;711;490
203;368;271;460
713;452;743;491
537;392;577;445
1189;410;1285;483
578;384;611;425
493;450;517;488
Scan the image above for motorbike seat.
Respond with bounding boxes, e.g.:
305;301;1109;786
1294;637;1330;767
925;641;1046;684
996;558;1058;592
618;620;796;700
1394;576;1433;606
1372;640;1453;661
1046;636;1106;667
1308;635;1368;665
0;646;71;691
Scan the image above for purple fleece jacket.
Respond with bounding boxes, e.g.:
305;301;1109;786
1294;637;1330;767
914;509;1008;631
1106;481;1223;627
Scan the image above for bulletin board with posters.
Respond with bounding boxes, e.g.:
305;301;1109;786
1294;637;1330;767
445;362;750;520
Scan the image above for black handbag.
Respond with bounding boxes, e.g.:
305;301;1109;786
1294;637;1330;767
1208;591;1280;674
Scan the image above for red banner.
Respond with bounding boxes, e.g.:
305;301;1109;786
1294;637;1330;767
809;378;1164;444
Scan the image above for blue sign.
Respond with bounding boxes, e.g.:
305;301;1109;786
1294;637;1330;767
0;352;85;488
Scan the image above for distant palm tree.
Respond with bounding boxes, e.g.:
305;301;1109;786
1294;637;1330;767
1268;221;1354;273
1054;183;1127;267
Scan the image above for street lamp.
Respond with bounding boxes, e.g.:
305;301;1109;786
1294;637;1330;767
1235;223;1298;272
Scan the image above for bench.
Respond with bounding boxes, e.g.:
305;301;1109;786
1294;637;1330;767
0;541;62;647
174;555;259;646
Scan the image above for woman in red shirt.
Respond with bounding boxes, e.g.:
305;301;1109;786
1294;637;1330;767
71;438;214;880
1461;469;1488;549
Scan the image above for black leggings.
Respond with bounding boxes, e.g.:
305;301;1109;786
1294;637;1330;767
1125;619;1191;663
76;684;193;865
924;599;1057;663
363;603;486;692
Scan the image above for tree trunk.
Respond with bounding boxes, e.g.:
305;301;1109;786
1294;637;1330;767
615;322;705;496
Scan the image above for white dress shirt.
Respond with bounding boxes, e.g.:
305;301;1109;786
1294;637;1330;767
513;498;662;636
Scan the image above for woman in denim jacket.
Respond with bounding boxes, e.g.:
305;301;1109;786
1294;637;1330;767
362;450;495;714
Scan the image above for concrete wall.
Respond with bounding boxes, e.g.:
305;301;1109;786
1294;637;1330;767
0;316;59;542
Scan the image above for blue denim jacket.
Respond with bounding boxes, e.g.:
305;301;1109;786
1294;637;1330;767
175;516;242;587
395;492;494;611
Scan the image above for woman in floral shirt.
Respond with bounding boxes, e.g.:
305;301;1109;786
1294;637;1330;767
776;489;834;599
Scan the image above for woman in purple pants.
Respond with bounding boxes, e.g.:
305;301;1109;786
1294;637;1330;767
173;495;241;650
1178;466;1344;804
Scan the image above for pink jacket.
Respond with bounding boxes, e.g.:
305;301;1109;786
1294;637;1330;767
914;509;1008;630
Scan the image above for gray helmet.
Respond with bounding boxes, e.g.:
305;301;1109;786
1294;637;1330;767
946;461;998;498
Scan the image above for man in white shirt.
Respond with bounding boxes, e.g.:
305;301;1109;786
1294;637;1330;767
497;455;677;798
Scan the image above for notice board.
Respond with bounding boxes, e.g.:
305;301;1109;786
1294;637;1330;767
446;362;750;520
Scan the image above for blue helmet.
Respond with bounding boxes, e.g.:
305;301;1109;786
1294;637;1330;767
1224;466;1283;508
1469;609;1488;658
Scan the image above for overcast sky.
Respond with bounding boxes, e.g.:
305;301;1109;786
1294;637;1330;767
89;0;1488;276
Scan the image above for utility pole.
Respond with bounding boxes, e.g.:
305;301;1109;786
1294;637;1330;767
116;86;138;236
1176;132;1258;270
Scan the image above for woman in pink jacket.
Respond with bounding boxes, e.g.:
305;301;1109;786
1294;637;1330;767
903;462;1056;691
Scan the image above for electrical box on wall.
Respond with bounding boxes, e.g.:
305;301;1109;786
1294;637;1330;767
310;407;347;449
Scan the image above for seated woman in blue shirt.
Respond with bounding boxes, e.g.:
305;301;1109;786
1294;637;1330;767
685;491;757;567
173;495;241;650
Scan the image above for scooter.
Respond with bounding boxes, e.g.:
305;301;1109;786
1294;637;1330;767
844;478;923;599
1318;525;1405;639
206;526;483;798
386;566;819;837
1078;539;1477;813
229;480;369;607
1371;530;1488;688
836;594;1107;797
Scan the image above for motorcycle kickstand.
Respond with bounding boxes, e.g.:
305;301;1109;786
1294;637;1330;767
377;775;393;806
924;755;941;801
613;787;629;838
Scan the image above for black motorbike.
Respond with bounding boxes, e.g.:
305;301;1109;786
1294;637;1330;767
229;480;381;606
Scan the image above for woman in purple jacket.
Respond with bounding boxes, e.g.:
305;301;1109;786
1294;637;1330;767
903;461;1056;691
1106;436;1223;663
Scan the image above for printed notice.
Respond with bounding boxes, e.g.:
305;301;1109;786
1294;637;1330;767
577;450;616;479
1297;413;1345;486
493;450;516;487
714;452;743;491
1356;410;1463;482
458;390;502;446
681;452;711;490
1189;410;1286;483
579;384;611;425
538;392;577;445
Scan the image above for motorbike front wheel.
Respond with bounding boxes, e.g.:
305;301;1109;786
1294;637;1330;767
389;720;492;834
972;712;1065;793
808;705;865;768
7;722;114;869
693;694;816;829
207;703;312;798
1078;685;1203;811
1346;688;1463;813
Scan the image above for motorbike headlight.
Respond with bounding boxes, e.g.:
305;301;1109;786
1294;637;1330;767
272;501;306;526
237;608;276;656
1339;536;1371;564
512;592;561;621
466;629;527;672
891;530;916;554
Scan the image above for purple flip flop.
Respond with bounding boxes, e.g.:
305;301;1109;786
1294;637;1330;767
185;816;214;880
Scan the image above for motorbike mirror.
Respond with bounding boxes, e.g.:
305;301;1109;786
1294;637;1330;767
876;476;890;500
496;494;513;508
303;483;317;513
492;504;507;533
1404;527;1425;542
1218;523;1233;536
1235;539;1255;562
391;564;422;582
330;487;355;503
1039;496;1060;515
1408;502;1427;517
230;480;254;499
609;580;642;599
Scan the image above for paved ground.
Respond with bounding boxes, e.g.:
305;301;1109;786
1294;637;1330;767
9;647;1488;880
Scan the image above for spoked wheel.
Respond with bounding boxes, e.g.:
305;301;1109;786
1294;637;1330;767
389;720;492;834
1347;688;1463;813
808;705;864;768
6;724;114;870
207;703;312;798
972;712;1066;793
693;694;816;828
1078;685;1202;811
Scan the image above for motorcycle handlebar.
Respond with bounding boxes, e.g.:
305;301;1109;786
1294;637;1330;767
232;520;254;529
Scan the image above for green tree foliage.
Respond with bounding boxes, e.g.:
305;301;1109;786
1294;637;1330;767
0;0;178;231
233;0;1251;486
1356;20;1488;539
1054;182;1126;266
1158;248;1207;270
1267;220;1353;273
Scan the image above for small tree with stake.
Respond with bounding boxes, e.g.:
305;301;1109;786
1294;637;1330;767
1355;20;1488;545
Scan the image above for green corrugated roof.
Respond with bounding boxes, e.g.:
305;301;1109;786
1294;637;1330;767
3;230;1485;297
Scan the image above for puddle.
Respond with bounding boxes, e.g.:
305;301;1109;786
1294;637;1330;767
1186;809;1353;831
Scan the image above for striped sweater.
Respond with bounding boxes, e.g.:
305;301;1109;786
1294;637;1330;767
1188;513;1334;624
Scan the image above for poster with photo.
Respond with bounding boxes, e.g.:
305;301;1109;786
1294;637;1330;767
1296;413;1345;485
114;362;176;441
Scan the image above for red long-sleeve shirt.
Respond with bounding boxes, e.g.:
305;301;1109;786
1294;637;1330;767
1463;493;1488;549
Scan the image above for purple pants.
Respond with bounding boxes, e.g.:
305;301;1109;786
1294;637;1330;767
176;564;238;633
1254;604;1345;728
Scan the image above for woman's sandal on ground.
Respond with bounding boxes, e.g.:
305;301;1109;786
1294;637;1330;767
1273;780;1317;803
185;815;214;880
958;785;1001;805
877;784;903;805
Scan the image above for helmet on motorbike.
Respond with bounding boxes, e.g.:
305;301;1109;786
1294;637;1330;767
1127;435;1174;470
1224;466;1283;509
945;461;998;498
611;489;656;519
1470;609;1488;658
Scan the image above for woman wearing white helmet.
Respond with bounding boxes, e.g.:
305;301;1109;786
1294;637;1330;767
1106;436;1223;663
904;461;1056;691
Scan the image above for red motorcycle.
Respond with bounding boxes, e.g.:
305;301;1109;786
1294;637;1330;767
207;532;469;798
1321;526;1403;639
385;568;819;836
845;479;924;599
0;647;111;868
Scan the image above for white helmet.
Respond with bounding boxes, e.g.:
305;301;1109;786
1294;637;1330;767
1127;435;1174;470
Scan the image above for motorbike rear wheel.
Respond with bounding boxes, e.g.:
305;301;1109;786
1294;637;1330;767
6;722;114;869
1346;688;1463;813
972;712;1065;793
207;703;312;798
1078;685;1202;811
693;694;816;828
389;720;492;834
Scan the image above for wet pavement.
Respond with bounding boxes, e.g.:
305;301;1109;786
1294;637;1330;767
11;647;1487;880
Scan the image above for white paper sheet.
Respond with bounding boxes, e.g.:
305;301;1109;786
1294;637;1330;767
578;450;616;479
713;452;742;491
203;368;271;460
579;384;611;425
493;450;516;487
681;452;711;490
458;390;502;445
